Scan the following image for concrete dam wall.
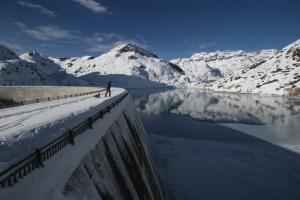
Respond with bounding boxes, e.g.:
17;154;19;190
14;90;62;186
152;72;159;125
0;86;101;102
64;102;162;200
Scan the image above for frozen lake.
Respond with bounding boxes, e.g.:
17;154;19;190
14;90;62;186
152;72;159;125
129;89;300;200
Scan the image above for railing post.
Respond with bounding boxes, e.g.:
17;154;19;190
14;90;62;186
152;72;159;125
88;117;93;129
35;148;44;167
8;177;12;187
68;130;75;145
1;180;6;188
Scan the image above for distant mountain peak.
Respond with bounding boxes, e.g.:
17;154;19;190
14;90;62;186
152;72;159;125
111;43;158;58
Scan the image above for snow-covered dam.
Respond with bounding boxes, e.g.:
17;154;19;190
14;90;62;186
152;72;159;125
0;87;163;200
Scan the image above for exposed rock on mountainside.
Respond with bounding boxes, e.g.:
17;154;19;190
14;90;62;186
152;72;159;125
117;43;159;58
210;39;300;95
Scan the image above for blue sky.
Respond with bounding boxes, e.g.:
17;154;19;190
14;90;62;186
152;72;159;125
0;0;299;59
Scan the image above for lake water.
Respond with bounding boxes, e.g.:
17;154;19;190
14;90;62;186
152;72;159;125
129;89;300;200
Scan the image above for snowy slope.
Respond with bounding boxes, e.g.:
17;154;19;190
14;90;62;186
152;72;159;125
210;39;300;96
20;51;87;86
0;46;47;86
172;49;277;81
170;59;222;84
0;45;86;86
50;44;189;88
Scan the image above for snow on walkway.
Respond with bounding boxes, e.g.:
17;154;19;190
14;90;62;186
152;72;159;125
0;91;132;200
0;87;126;170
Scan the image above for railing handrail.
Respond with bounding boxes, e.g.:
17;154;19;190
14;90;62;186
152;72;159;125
0;91;129;188
1;89;105;109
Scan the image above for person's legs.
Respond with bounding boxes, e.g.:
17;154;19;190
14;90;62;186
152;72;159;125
105;89;108;97
109;88;111;97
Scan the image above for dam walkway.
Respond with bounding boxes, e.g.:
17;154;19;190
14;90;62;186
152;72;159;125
0;87;128;188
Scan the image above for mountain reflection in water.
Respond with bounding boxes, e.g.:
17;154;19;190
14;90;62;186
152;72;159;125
130;88;300;125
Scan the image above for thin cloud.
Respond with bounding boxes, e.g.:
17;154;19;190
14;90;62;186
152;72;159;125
85;33;121;44
72;0;107;13
12;20;148;54
24;26;74;40
18;1;58;17
185;40;216;53
15;21;76;41
199;42;216;49
86;44;112;52
0;41;24;52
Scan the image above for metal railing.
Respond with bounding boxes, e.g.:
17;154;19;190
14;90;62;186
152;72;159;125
3;89;105;109
0;91;128;188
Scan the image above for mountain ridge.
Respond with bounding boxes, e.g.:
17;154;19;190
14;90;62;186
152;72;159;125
1;39;300;96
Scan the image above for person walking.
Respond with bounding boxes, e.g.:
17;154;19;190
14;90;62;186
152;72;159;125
105;81;112;97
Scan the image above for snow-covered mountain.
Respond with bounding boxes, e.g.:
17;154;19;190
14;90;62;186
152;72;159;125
0;46;47;86
172;49;277;81
50;44;189;88
20;51;87;86
0;45;86;86
210;39;300;96
2;39;300;96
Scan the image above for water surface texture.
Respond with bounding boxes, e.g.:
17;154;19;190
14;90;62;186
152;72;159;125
130;89;300;200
